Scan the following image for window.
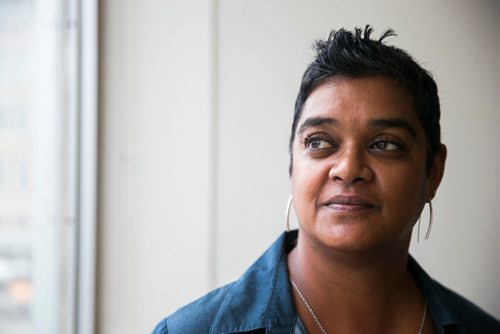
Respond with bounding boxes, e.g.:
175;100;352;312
0;1;37;332
0;0;97;333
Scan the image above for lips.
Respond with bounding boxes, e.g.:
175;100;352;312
323;195;377;211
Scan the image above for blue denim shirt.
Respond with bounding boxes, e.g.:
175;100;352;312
152;230;500;333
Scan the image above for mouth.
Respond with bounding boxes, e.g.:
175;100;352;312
323;195;377;211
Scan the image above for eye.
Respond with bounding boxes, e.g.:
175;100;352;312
369;139;404;151
304;136;334;150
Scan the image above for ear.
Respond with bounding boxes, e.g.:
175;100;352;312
428;144;447;199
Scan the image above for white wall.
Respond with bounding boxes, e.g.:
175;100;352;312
99;1;500;332
98;1;213;333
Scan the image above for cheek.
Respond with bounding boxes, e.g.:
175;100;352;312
291;176;315;227
291;158;330;220
378;164;429;218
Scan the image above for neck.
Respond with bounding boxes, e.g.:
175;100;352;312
288;232;426;333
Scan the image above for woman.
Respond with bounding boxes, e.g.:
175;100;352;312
153;26;500;333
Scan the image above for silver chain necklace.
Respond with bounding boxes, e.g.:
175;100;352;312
289;277;428;334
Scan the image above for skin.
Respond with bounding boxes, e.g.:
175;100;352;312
288;76;447;333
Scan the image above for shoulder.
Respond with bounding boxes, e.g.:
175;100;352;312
433;281;500;332
408;256;500;332
151;231;297;334
151;283;234;334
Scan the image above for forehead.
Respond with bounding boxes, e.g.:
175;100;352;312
300;76;418;125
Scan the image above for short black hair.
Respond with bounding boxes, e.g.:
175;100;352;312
289;25;441;175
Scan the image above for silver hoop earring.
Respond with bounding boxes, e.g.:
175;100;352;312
417;200;433;243
425;200;433;240
417;215;422;243
285;195;293;232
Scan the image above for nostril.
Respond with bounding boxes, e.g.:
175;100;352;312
330;161;371;185
328;148;373;184
333;174;367;185
352;176;367;184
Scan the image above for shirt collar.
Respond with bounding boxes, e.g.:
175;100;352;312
209;230;465;333
210;230;297;333
408;256;464;333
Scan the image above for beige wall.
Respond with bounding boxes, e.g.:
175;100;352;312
98;0;500;332
98;1;213;333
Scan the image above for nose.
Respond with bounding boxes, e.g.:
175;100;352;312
328;145;373;185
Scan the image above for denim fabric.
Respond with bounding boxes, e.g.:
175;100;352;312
292;316;307;334
152;230;500;334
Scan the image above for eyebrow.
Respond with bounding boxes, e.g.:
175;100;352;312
297;117;337;135
369;118;418;138
297;116;418;138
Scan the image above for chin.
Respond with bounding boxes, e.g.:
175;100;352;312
311;225;405;255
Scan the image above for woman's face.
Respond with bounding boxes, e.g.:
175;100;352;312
291;76;445;253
